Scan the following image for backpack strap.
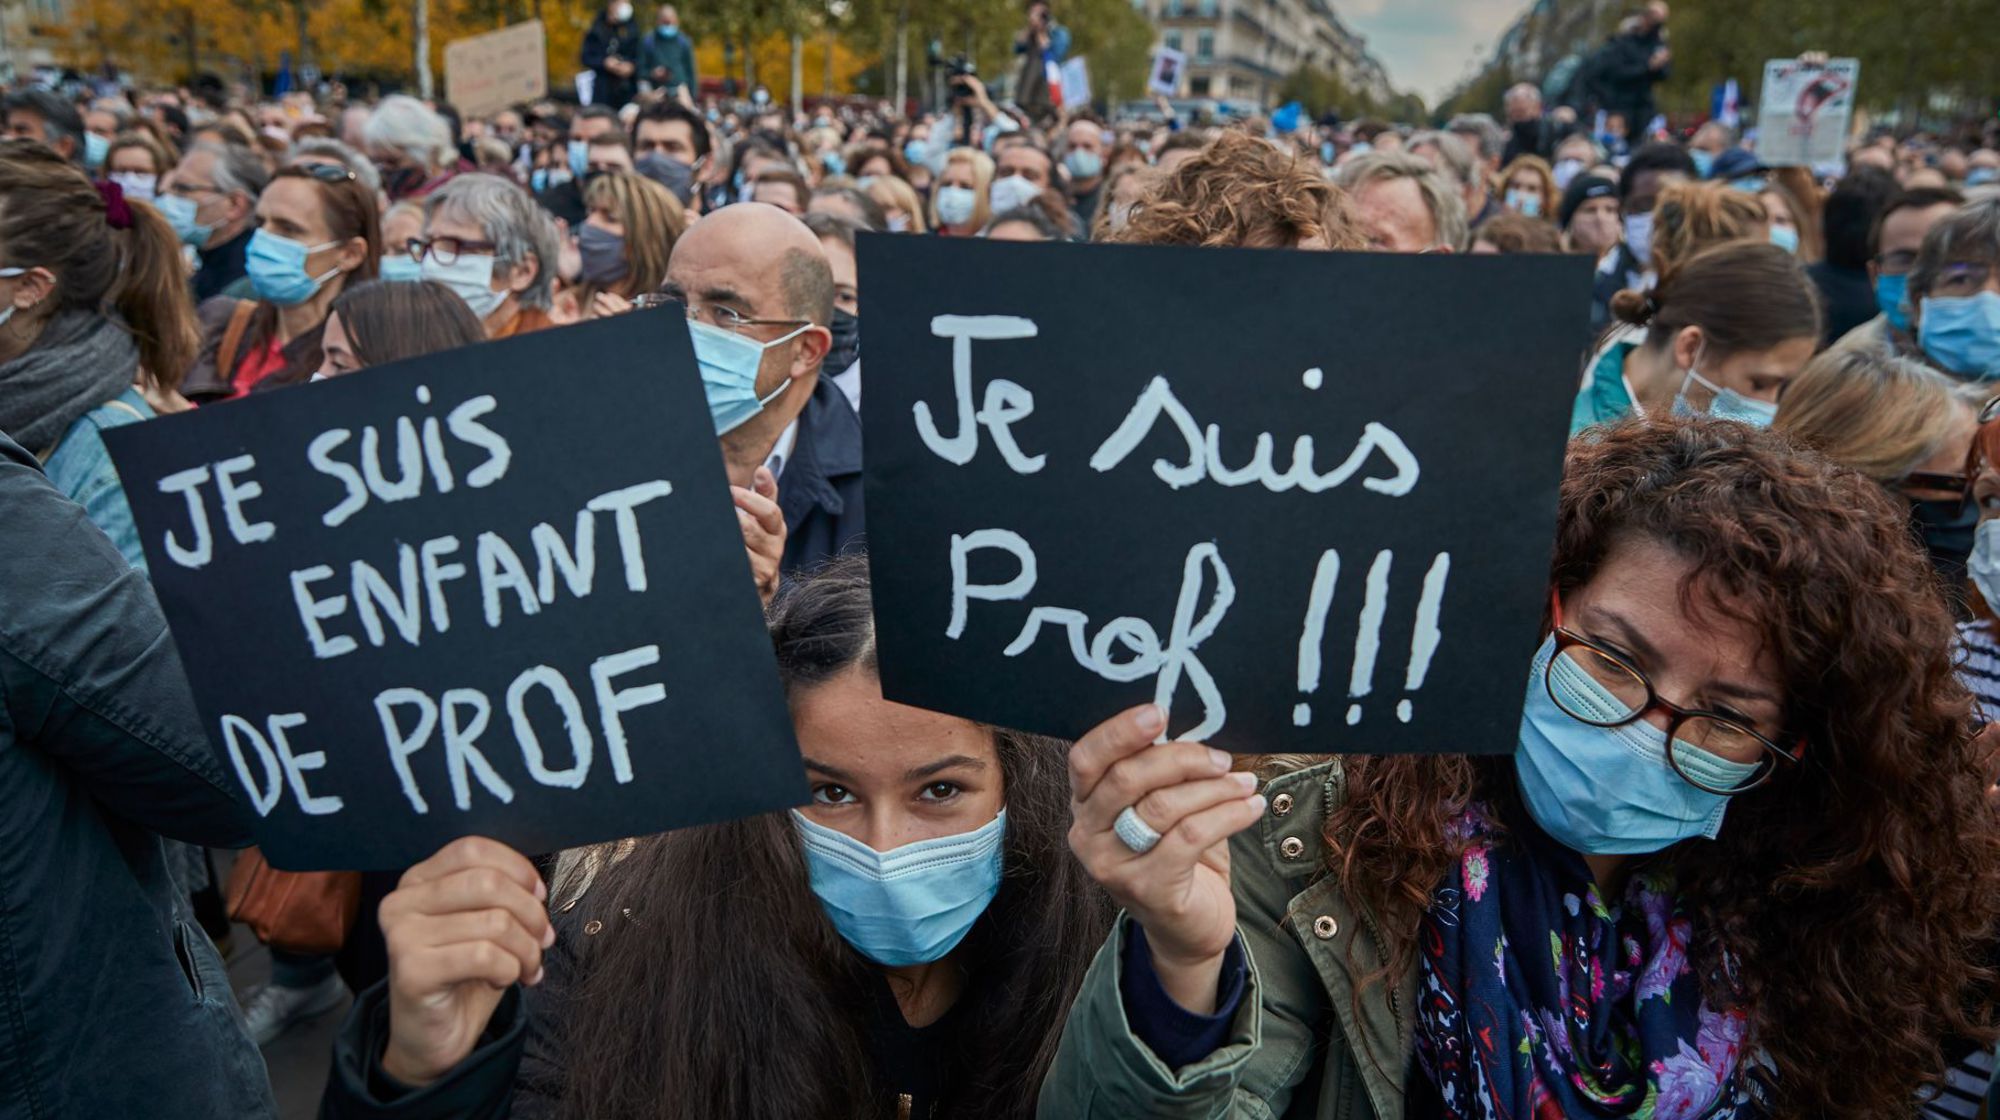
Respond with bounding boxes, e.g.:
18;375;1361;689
216;299;257;388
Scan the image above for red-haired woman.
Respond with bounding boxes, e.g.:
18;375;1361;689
1050;416;2000;1118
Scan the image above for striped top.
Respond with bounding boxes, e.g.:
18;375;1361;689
1957;620;2000;725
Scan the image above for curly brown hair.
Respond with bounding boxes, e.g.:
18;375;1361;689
1324;417;2000;1115
1112;131;1364;250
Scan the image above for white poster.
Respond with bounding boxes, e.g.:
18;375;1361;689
1757;57;1858;168
1061;57;1092;110
1148;47;1186;97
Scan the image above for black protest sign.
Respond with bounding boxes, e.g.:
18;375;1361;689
860;236;1590;754
105;312;803;869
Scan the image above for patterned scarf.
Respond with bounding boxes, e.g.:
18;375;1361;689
1413;803;1762;1120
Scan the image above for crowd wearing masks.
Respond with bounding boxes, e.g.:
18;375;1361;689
7;1;2000;1116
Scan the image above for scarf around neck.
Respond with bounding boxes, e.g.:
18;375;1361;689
0;310;141;454
1413;802;1762;1120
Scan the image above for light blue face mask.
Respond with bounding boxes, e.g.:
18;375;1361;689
1690;148;1715;179
1877;273;1912;332
567;139;590;180
1064;149;1103;181
245;229;341;306
1514;637;1760;855
378;254;424;282
821;149;847;177
1768;224;1800;254
1505;189;1542;218
690;317;810;435
156;193;215;247
1967;168;1999;187
1671;357;1778;427
1919;291;2000;380
934;185;977;228
904;139;927;165
1319;141;1335;164
83;131;109;171
794;809;1007;966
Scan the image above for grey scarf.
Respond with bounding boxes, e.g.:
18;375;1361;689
0;310;141;454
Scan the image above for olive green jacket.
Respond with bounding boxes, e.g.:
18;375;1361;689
1038;759;1421;1120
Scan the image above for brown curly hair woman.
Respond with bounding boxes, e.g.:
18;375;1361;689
1048;416;2000;1119
1112;131;1364;250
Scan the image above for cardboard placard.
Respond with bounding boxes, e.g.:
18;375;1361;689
105;314;804;870
1148;48;1185;97
445;20;549;120
1756;57;1858;168
1061;57;1092;110
859;237;1590;754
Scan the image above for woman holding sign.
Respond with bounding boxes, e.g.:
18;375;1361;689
1042;417;2000;1118
319;558;1114;1119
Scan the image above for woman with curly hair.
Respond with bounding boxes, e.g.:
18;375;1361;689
1112;131;1364;250
1044;416;2000;1119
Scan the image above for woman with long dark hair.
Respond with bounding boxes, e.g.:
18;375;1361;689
321;556;1114;1119
1045;417;2000;1119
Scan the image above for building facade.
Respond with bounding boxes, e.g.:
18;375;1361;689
1133;0;1391;107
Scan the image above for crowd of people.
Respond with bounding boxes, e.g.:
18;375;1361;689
6;0;2000;1115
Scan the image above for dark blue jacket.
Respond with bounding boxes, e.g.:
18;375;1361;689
778;377;866;575
0;434;271;1119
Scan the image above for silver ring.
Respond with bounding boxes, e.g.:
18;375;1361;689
1113;805;1162;854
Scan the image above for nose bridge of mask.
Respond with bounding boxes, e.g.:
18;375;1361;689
794;808;1007;879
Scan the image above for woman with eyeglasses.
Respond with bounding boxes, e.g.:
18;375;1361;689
318;557;1116;1120
414;173;568;339
1043;416;2000;1119
182;162;381;400
1908;199;2000;381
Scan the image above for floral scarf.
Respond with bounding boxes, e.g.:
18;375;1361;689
1412;803;1762;1120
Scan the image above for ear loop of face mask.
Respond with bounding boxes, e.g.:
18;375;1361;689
0;267;29;330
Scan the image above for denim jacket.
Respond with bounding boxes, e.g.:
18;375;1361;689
1038;759;1419;1120
41;386;153;571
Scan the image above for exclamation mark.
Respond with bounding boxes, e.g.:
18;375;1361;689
1345;551;1393;726
1292;550;1340;727
1396;554;1452;723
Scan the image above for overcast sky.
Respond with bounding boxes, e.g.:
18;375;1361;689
1338;0;1531;104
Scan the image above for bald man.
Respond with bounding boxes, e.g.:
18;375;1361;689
663;202;863;572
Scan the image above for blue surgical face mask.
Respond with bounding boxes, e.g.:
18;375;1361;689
1969;519;2000;614
1970;168;2000;187
1514;637;1759;855
1505;189;1542;218
156;192;216;247
904;139;928;165
935;184;977;228
821;149;847;177
245;228;341;307
1690;149;1715;178
793;808;1007;966
109;170;158;203
1769;224;1800;254
1877;272;1912;332
1064;149;1103;181
1672;362;1779;427
83;131;109;171
690;317;811;435
1319;141;1335;164
378;254;424;282
658;22;679;36
1919;291;2000;380
567;139;590;180
1622;210;1653;266
421;252;507;320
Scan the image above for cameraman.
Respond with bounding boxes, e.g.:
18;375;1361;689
1012;0;1071;123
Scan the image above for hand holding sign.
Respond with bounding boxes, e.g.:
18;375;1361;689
860;237;1589;754
106;313;805;869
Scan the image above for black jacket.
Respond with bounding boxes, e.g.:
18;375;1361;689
1590;30;1668;127
580;14;642;108
777;376;866;575
1807;260;1879;346
0;434;271;1120
193;225;254;302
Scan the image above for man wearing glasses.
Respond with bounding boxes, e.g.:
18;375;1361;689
1830;186;1965;361
653;203;863;574
158;142;269;300
1908;198;2000;381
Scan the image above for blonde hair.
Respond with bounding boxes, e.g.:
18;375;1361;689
583;171;685;300
1123;132;1365;249
1497;154;1558;214
865;175;927;233
1774;349;1968;484
1650;180;1768;289
931;147;994;232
